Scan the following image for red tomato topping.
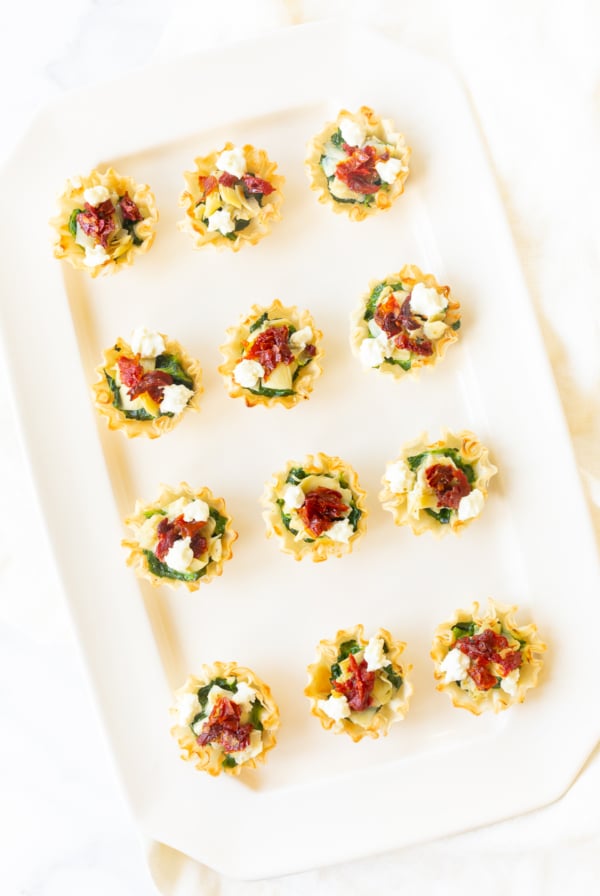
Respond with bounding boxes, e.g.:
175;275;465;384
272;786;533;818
77;200;116;248
241;174;275;196
303;343;317;357
117;355;143;390
155;515;208;562
218;171;239;188
335;145;380;194
394;331;434;356
196;696;253;753
374;293;433;356
129;369;173;403
245;325;294;379
455;628;523;692
199;175;218;196
332;654;376;711
297;487;349;537
119;192;142;222
425;463;471;509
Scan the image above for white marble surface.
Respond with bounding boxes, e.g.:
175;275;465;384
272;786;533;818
1;1;599;893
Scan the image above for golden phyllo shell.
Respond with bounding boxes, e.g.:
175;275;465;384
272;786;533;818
123;482;237;592
431;600;546;714
261;453;367;562
171;662;280;776
305;105;410;221
350;265;461;379
380;429;497;536
305;624;413;742
179;142;284;251
51;167;158;277
218;299;323;409
92;330;202;439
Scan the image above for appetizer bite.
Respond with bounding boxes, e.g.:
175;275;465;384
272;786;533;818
351;265;461;377
123;482;236;591
171;662;279;775
262;453;367;562
305;625;413;741
380;430;497;536
51;167;158;276
93;326;202;439
219;300;323;408
179;142;284;250
431;600;546;714
306;105;410;220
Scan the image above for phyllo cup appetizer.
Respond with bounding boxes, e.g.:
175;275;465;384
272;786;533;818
123;483;237;591
51;167;158;276
351;265;461;377
432;600;546;714
305;625;413;742
306;105;410;220
93;327;202;439
171;662;280;776
179;142;284;251
219;300;323;408
380;430;497;536
262;453;367;562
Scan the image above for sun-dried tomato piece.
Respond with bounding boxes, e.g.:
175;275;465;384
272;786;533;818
241;174;275;196
335;145;380;194
155;516;180;561
332;654;376;711
218;171;239;188
196;696;252;753
77;200;116;248
303;344;316;357
117;355;143;389
399;296;421;331
199;175;218;196
245;325;294;379
394;332;434;356
154;515;208;561
374;294;403;337
129;369;173;403
498;650;523;675
119;192;142;222
467;664;497;691
297;487;349;538
425;463;471;509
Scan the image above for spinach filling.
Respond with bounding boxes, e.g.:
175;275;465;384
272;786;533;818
278;469;361;541
224;219;251;240
424;507;452;525
144;550;206;582
452;622;476;641
363;281;412;368
323;130;381;205
191;679;263;767
68;208;82;237
330;639;403;693
104;372;154;421
406;448;475;485
104;351;193;420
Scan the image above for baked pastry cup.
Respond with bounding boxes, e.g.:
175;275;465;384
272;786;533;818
92;327;203;439
123;482;237;591
218;300;323;408
51;167;158;277
261;453;367;562
179;142;284;251
350;265;461;378
305;625;413;742
306;105;410;221
171;661;280;776
380;430;497;536
431;600;546;715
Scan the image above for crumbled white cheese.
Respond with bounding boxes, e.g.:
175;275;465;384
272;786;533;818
358;336;387;368
375;157;405;184
83;185;110;206
174;692;199;727
164;537;194;572
206;208;235;235
83;244;109;267
457;488;485;522
423;320;448;340
282;484;305;512
182;499;209;523
160;384;194;415
233;359;264;389
339;117;366;147
385;461;413;494
409;282;448;320
317;695;351;720
325;520;354;543
229;729;264;763
129;327;165;359
289;326;314;350
368;319;385;338
439;648;470;684
364;637;388;672
230;681;258;713
500;669;520;696
216;146;247;178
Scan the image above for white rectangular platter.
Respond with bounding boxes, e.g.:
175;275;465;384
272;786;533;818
1;23;599;881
